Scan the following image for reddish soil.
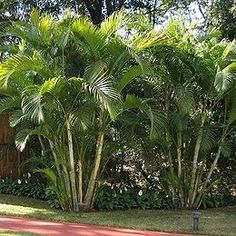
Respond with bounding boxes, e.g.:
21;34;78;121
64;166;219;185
0;216;191;236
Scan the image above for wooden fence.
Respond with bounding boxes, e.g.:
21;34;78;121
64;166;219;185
0;114;26;178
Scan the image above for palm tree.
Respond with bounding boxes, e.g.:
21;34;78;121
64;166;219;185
140;22;236;208
0;9;165;211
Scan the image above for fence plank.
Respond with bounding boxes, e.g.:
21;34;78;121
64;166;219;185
0;114;27;178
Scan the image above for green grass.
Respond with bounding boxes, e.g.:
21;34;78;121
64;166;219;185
0;232;36;236
0;194;235;236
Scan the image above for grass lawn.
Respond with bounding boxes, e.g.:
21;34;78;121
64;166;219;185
0;194;235;236
0;232;36;236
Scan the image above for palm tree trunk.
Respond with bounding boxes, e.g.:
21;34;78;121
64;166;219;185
66;116;79;212
194;102;228;208
168;149;174;175
62;165;72;202
189;131;203;207
177;131;182;178
176;131;184;206
84;130;105;209
78;157;83;204
49;140;61;176
191;169;201;208
165;88;174;176
189;111;206;207
205;145;222;185
49;140;72;208
194;145;222;208
38;135;46;156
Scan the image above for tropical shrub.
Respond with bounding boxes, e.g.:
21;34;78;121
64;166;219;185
94;185;170;210
0;10;164;211
131;23;236;209
0;8;235;212
0;175;47;200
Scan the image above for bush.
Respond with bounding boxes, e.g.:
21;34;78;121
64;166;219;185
201;178;236;208
0;175;59;208
94;185;170;210
0;175;47;199
2;174;234;210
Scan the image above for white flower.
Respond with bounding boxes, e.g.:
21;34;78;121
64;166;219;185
18;179;22;184
138;190;143;196
27;173;31;178
2;179;4;182
25;180;28;184
124;187;127;192
120;189;122;194
111;185;114;189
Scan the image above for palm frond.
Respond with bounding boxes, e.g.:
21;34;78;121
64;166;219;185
15;128;41;151
130;31;167;52
175;86;195;114
229;90;236;123
21;78;59;123
222;40;235;60
35;168;57;187
0;96;21;114
0;51;53;87
143;101;166;139
116;64;155;92
83;75;120;105
100;11;124;37
215;62;236;92
72;17;105;58
221;141;232;157
200;126;217;152
83;61;108;83
9;110;30;127
114;95;166;138
72;106;96;131
7;9;56;49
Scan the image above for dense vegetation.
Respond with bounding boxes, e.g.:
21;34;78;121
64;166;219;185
0;1;235;212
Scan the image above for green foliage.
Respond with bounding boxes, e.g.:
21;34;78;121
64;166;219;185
94;185;170;210
36;168;71;211
0;9;166;212
0;6;235;212
208;0;236;40
0;175;62;209
0;176;47;200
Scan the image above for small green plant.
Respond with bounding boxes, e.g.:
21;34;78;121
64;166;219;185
94;185;170;210
0;176;47;199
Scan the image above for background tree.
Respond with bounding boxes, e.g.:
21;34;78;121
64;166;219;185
206;0;236;40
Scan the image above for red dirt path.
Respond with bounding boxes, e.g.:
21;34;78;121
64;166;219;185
0;216;191;236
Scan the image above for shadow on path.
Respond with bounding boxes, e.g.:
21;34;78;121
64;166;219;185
0;216;191;236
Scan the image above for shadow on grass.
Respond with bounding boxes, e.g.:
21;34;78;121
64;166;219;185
0;231;37;236
0;194;49;209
